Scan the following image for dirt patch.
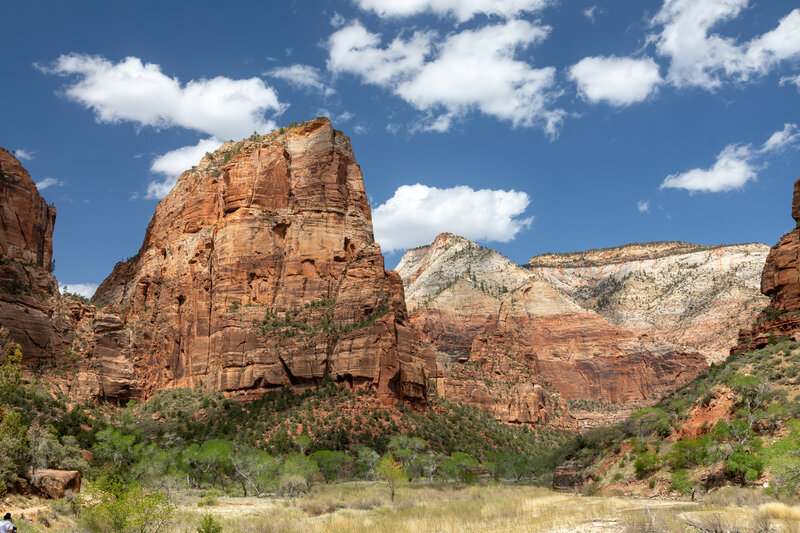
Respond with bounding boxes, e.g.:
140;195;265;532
672;388;734;441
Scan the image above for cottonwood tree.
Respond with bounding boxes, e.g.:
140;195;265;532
376;454;406;501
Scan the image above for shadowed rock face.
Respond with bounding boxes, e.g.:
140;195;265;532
737;177;800;351
88;118;428;403
0;148;63;364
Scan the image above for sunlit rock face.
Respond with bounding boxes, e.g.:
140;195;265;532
79;118;429;403
396;233;771;426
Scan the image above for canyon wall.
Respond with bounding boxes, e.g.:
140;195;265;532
398;234;766;427
1;121;430;404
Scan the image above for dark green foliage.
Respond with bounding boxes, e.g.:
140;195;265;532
633;451;660;478
668;438;710;470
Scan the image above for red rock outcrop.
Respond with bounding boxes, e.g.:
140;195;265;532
436;329;573;429
30;469;81;499
0;148;68;365
85;118;427;403
736;177;800;350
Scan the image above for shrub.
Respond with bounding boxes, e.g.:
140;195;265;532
196;514;222;533
278;474;308;498
634;452;660;478
669;469;693;495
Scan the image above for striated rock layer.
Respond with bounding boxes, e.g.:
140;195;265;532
86;118;428;403
397;234;710;427
736;177;800;351
529;241;769;363
0;148;65;364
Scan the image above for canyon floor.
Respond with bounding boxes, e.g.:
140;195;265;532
8;483;800;533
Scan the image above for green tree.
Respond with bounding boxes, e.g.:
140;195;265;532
0;409;28;492
80;483;175;533
769;420;800;495
312;450;350;483
376;454;406;501
0;327;22;406
355;446;379;480
634;451;660;478
230;446;278;497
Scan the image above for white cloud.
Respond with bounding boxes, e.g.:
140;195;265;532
651;1;800;89
14;148;34;161
35;177;63;190
637;200;650;213
328;19;564;135
660;124;800;193
372;184;532;252
60;282;99;299
583;6;598;22
761;123;800;153
327;21;433;86
782;74;800;90
268;64;335;96
41;54;283;140
661;144;755;192
569;56;662;106
354;0;549;22
331;12;346;27
147;137;222;199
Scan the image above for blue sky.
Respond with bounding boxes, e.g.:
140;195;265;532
1;0;800;297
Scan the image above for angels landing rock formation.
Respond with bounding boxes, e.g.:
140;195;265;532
87;118;429;403
0;121;429;404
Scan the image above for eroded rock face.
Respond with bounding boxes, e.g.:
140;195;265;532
397;233;712;426
436;329;573;429
30;469;81;499
0;148;65;365
737;178;800;350
529;242;769;363
87;118;427;403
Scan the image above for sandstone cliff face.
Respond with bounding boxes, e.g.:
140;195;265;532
0;148;66;365
737;178;800;350
529;242;769;363
84;118;427;403
396;234;709;425
436;329;573;429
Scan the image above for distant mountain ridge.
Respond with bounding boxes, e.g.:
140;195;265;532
397;233;769;429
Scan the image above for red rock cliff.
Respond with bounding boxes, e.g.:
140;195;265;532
90;118;428;403
0;148;66;364
736;177;800;350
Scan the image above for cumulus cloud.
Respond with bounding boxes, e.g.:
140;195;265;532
354;0;549;22
651;1;800;89
147;137;222;199
35;177;63;190
761;123;800;153
372;184;532;252
637;200;650;213
327;21;433;86
583;6;598;22
41;54;283;139
14;148;34;161
660;123;799;193
60;283;98;299
40;54;286;199
328;19;564;135
661;144;756;192
569;56;662;106
268;64;334;95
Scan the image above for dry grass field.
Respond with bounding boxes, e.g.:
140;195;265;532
7;483;800;532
